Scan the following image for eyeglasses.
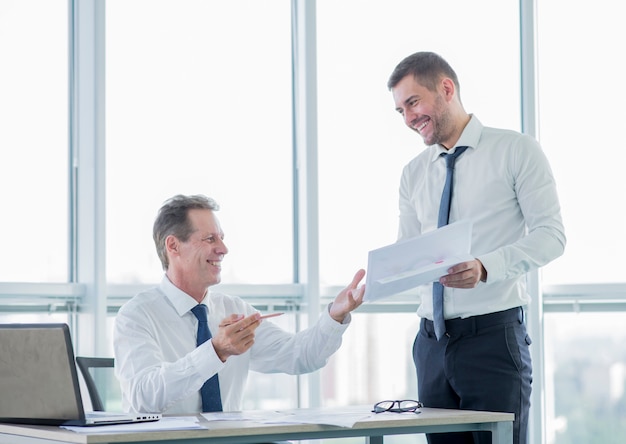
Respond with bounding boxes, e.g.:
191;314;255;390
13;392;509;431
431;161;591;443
372;400;423;414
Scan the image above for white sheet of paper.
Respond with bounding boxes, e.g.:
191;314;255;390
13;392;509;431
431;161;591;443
202;408;370;428
363;220;473;302
201;411;286;422
262;408;371;428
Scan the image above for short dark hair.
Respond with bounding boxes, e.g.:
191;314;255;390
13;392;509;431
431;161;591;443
153;194;220;270
387;51;460;95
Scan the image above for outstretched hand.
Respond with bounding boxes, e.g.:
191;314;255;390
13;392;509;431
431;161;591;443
329;269;366;323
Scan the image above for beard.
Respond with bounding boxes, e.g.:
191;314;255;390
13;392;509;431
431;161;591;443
422;95;455;148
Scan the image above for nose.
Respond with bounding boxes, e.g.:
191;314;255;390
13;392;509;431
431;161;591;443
404;108;416;128
216;238;229;255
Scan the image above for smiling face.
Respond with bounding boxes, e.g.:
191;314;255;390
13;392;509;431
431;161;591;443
392;74;457;148
166;208;228;300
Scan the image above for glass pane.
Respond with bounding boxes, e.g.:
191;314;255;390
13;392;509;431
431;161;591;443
544;312;626;443
105;0;293;284
321;313;420;406
242;312;299;410
537;0;626;285
0;0;68;282
316;0;521;285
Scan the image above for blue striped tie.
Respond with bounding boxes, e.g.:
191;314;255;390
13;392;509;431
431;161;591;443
191;304;223;412
433;146;468;340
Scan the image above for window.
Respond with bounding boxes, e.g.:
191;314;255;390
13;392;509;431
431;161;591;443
537;2;626;442
0;0;68;282
316;0;521;286
105;0;293;284
321;312;420;406
315;2;520;441
537;0;626;286
3;4;625;444
544;312;626;444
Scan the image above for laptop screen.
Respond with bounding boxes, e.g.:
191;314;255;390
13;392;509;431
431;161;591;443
0;323;85;424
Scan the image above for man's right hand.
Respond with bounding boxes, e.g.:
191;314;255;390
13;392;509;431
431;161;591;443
211;313;261;362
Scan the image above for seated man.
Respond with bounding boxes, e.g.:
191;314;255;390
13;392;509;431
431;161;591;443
114;194;365;414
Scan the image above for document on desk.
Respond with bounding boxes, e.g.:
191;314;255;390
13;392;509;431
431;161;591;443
363;220;473;303
202;409;370;428
263;408;371;428
202;411;286;422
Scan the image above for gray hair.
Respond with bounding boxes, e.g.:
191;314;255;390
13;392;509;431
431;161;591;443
153;194;220;270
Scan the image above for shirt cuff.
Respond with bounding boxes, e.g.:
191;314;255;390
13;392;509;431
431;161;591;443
189;340;226;380
323;302;352;328
477;251;504;283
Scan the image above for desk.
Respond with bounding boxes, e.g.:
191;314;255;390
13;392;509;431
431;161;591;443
0;406;514;444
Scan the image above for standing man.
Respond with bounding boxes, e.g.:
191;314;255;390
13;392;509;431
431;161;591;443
387;52;565;444
114;194;365;414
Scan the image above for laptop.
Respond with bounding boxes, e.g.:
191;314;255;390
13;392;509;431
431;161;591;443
0;323;161;426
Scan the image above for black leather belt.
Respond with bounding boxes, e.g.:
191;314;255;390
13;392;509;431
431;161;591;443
422;306;524;336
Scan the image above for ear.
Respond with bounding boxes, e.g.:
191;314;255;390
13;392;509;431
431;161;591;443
440;77;456;102
165;235;180;258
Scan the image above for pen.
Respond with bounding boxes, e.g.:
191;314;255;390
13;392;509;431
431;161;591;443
219;312;284;327
258;312;285;321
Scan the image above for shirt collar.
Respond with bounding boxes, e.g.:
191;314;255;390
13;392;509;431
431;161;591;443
429;114;483;162
160;275;208;317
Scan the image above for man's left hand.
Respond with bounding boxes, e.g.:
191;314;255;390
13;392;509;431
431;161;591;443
329;269;366;323
439;259;486;288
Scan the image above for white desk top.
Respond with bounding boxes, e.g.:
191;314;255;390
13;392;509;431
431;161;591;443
0;405;514;444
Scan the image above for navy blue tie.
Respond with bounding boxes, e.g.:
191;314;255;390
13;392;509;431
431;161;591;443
433;146;468;340
191;304;223;412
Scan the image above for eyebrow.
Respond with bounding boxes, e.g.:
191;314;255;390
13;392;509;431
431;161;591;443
403;94;419;105
201;231;224;239
395;95;419;113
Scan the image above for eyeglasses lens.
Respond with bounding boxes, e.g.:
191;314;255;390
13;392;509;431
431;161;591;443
398;400;419;411
375;401;394;412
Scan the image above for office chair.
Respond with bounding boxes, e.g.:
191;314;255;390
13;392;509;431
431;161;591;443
75;357;115;412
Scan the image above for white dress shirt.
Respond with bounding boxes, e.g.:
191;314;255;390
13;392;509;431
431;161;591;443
114;275;350;414
398;115;566;320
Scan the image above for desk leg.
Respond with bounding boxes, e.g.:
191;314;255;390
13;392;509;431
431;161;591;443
490;421;514;444
366;435;383;444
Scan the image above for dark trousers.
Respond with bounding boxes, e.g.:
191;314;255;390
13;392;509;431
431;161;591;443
413;307;532;444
